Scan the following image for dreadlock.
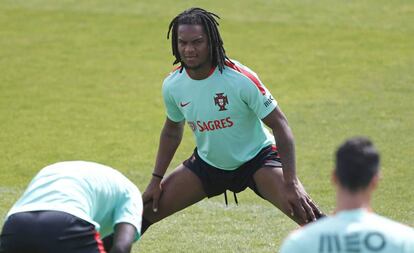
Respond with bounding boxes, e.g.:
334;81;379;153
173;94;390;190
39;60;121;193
167;7;230;73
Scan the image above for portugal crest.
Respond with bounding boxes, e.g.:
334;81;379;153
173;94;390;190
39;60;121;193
214;93;228;111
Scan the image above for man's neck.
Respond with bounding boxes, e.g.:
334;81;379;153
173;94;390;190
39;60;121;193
335;189;372;213
185;62;214;80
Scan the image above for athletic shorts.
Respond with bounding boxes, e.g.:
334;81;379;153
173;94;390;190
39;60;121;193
183;145;282;198
0;211;106;253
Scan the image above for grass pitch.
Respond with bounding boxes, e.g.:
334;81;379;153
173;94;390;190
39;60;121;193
1;1;413;252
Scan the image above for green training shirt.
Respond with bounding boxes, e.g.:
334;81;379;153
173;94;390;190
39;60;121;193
7;161;143;240
163;59;278;170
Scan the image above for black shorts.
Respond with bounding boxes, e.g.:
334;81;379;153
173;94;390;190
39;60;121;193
183;145;282;198
0;211;106;253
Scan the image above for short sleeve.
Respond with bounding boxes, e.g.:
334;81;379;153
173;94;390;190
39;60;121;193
240;75;277;119
162;79;185;122
113;184;143;241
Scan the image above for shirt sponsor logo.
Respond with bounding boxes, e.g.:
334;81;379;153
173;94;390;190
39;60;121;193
264;95;274;107
188;117;234;132
318;232;386;253
214;93;229;111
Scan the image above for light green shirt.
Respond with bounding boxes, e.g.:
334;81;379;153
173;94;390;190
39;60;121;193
163;60;277;170
7;161;143;240
280;209;414;253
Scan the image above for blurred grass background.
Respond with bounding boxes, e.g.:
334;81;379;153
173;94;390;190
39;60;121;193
1;1;413;252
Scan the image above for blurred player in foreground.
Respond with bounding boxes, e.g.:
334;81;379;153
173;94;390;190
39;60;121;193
0;161;143;253
280;137;414;253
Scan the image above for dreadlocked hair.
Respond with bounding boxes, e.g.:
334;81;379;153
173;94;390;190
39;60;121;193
167;7;230;73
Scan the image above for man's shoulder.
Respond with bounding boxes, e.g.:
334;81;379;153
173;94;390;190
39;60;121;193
222;59;267;92
280;218;333;253
368;213;414;235
223;59;255;76
163;66;184;84
162;67;212;94
285;216;334;243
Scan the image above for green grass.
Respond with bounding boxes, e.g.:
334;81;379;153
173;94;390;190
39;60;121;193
1;0;413;252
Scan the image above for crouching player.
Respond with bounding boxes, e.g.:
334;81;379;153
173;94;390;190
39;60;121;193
0;161;143;253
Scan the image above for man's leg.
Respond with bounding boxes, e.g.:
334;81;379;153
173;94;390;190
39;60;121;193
252;167;321;225
142;164;207;231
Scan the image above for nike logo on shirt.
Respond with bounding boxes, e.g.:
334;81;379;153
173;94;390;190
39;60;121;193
180;102;191;107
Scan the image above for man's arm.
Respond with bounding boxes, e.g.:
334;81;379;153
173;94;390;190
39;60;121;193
142;117;184;212
262;106;321;222
262;107;296;183
109;223;137;253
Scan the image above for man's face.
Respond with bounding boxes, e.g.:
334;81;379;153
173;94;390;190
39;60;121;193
177;24;210;70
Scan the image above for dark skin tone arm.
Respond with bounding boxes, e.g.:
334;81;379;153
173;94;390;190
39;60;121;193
262;107;296;183
262;106;322;222
109;223;137;253
142;117;184;212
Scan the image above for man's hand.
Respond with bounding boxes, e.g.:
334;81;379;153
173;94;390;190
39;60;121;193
284;180;324;224
142;177;163;213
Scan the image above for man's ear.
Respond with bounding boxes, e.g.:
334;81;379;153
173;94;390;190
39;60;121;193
331;169;338;186
369;171;380;191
